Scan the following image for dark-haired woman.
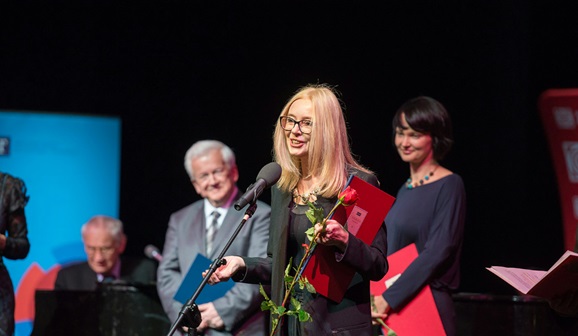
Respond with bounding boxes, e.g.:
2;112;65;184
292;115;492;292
372;97;466;336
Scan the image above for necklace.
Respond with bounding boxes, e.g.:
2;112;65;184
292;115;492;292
406;165;439;189
292;186;321;205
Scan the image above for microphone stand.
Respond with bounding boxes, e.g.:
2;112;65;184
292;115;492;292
166;202;259;336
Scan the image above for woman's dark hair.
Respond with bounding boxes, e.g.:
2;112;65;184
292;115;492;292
392;96;454;161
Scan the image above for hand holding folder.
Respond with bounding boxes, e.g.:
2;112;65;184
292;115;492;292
302;175;395;303
174;254;234;305
370;244;446;336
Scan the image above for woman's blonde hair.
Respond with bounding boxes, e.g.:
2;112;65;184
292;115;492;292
273;84;371;197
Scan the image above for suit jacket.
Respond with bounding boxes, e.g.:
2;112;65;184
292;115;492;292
157;193;270;336
239;169;389;336
54;256;157;291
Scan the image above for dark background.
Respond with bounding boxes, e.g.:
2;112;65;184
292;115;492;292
1;1;576;294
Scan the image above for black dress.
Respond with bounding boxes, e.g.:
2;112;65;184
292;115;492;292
382;174;466;336
0;172;30;336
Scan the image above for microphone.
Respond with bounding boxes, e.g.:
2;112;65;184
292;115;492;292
144;244;163;262
234;162;282;211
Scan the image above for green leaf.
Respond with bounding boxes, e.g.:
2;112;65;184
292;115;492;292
297;279;305;290
298;276;316;294
260;300;272;312
298;309;312;322
290;296;301;311
259;284;270;301
305;202;324;225
305;281;316;294
305;226;316;242
284;259;293;277
277;306;286;315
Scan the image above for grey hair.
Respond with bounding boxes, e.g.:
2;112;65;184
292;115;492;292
183;140;236;181
81;215;125;245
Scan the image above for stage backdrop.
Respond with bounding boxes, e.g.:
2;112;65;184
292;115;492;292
0;111;121;336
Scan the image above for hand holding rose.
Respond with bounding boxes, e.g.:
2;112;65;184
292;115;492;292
314;219;349;252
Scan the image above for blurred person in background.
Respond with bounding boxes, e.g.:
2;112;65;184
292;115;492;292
0;172;31;336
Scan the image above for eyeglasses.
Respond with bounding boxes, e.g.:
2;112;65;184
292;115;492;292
194;167;228;184
86;245;116;256
279;116;313;134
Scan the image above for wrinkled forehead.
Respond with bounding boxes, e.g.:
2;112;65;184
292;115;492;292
82;226;117;246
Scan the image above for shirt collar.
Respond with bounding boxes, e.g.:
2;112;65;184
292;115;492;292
203;186;238;218
97;258;121;281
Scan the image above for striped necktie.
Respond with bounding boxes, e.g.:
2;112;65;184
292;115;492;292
206;210;221;255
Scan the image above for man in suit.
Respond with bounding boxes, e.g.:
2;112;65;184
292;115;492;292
55;215;156;290
157;140;270;336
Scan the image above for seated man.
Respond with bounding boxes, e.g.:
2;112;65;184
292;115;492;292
55;215;156;290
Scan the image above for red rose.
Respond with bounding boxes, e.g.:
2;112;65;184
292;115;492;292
338;186;358;207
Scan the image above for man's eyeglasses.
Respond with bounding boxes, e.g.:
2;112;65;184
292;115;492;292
195;167;228;183
86;246;116;256
279;116;313;134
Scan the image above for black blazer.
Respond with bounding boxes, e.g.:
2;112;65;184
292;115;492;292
54;256;157;291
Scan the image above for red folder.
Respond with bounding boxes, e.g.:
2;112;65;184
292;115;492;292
302;175;395;302
371;243;446;336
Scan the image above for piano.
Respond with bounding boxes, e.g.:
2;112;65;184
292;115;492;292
32;282;171;336
454;293;578;335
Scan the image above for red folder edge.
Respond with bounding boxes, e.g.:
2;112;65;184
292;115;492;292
302;175;395;302
370;243;446;336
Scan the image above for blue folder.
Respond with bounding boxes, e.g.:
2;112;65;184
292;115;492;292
173;254;234;304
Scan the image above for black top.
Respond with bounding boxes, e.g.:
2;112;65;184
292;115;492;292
383;174;466;315
240;169;389;336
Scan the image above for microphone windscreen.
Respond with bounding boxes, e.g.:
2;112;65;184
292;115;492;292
144;244;160;259
256;162;282;188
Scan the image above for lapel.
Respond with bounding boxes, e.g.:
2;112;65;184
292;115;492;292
181;203;206;270
272;190;291;243
270;187;292;304
75;262;99;290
